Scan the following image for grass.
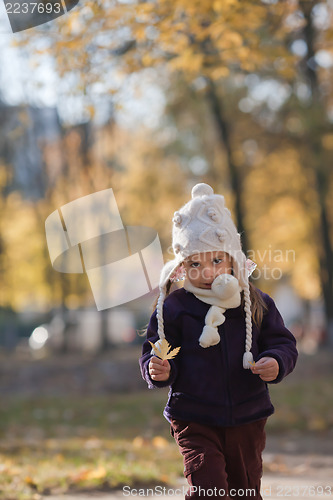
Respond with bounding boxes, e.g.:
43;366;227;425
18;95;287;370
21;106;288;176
268;374;333;432
0;391;171;440
0;389;182;499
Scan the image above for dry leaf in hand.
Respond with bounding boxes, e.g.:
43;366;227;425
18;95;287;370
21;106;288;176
149;338;181;361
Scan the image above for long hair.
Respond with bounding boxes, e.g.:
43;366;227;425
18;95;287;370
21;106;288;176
243;282;268;329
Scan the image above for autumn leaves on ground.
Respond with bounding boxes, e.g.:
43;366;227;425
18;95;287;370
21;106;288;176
0;346;332;500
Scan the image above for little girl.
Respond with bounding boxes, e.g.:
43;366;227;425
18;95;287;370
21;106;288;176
139;183;298;499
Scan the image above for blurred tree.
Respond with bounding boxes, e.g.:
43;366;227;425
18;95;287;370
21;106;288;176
0;191;49;311
11;0;333;343
235;1;333;344
18;0;298;253
296;1;333;345
42;121;113;351
0;163;13;309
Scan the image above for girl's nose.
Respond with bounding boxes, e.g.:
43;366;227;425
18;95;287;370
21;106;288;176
202;266;215;280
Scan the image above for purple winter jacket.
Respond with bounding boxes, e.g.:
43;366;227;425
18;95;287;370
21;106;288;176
139;287;298;427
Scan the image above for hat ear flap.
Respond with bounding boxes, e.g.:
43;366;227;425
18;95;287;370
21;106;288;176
230;251;248;289
159;259;182;288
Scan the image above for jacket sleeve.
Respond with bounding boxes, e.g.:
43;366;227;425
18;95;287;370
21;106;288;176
139;300;182;389
257;294;298;384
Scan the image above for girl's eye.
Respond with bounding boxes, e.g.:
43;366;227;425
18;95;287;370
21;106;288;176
190;262;200;268
213;259;223;264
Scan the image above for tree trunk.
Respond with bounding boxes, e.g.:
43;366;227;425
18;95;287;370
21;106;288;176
205;77;249;255
313;150;333;346
100;309;110;351
299;0;333;346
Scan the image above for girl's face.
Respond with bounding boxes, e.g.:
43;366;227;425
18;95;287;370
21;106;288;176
183;251;232;289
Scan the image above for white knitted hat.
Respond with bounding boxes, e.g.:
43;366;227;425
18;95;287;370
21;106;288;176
157;183;254;369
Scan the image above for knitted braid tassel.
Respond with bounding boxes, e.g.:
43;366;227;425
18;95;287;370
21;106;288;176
156;286;166;340
242;282;254;369
153;285;182;360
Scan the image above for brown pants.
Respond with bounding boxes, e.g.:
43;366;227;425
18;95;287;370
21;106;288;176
170;418;267;500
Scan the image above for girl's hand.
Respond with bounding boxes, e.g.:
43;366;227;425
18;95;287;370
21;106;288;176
251;357;279;382
149;356;171;382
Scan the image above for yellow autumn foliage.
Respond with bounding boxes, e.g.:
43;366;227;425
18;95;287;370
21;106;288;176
15;0;304;87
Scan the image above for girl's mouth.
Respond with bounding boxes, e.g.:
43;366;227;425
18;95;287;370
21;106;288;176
201;283;212;289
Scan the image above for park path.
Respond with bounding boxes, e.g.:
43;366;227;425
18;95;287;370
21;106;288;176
45;449;333;500
44;473;333;500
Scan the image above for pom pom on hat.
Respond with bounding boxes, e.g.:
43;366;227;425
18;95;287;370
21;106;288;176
192;183;214;198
